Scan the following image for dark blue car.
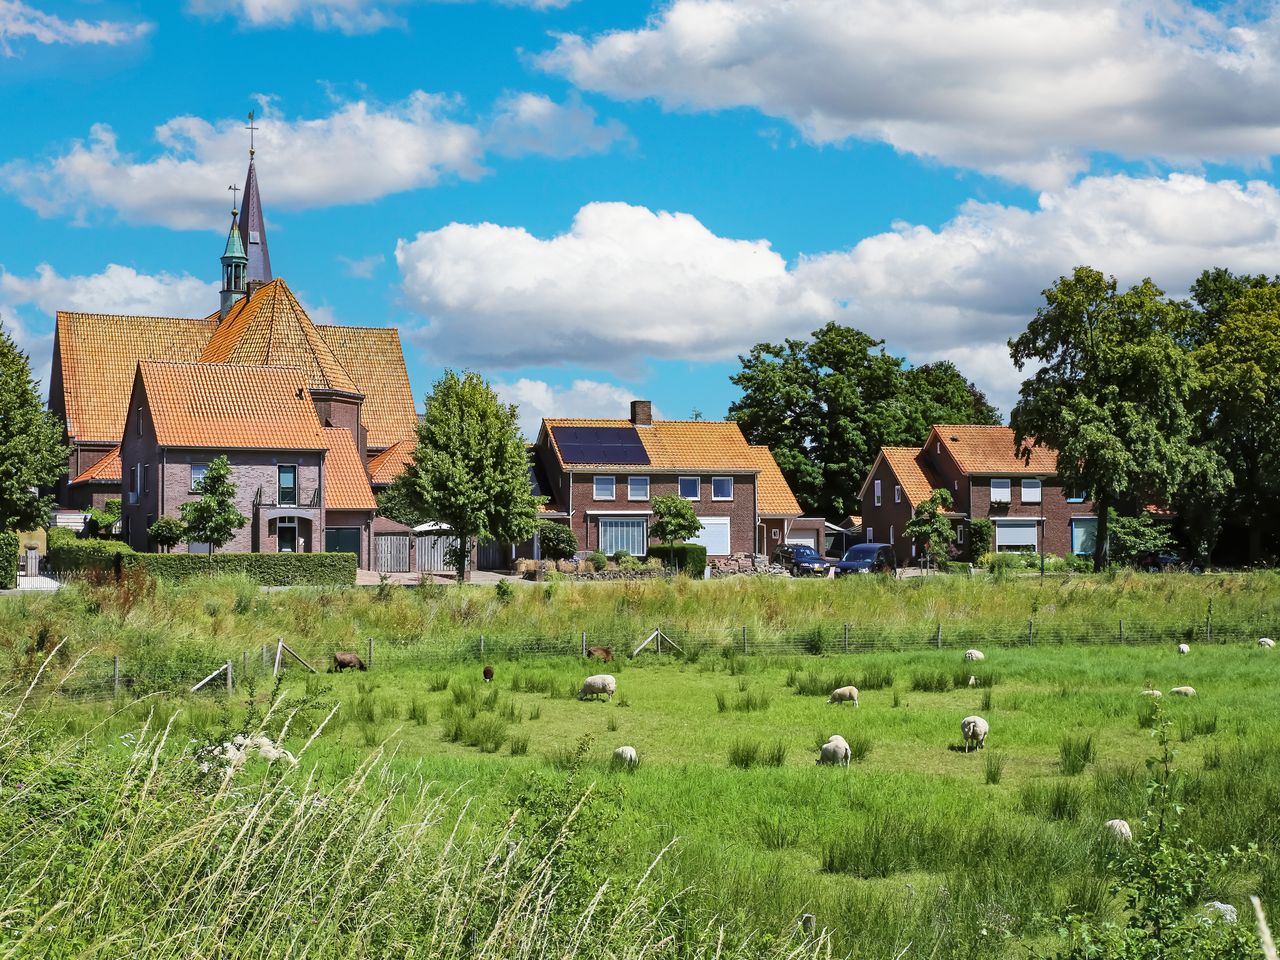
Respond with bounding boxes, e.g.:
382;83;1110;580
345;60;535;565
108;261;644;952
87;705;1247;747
834;543;897;576
773;543;830;577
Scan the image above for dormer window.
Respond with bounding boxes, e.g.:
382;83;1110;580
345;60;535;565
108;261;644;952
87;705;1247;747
249;231;261;244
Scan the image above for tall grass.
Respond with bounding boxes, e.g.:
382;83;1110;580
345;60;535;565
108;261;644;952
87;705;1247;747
1059;734;1097;775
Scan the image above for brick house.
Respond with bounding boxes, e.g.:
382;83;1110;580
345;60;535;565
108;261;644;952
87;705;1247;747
527;401;819;560
859;425;1098;565
118;362;377;564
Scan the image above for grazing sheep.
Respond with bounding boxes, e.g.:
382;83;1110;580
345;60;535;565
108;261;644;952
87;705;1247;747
1141;689;1162;698
1260;637;1275;649
816;736;851;767
578;674;617;701
482;665;494;683
1170;685;1197;697
964;649;986;662
967;675;978;687
612;745;638;768
1204;901;1238;924
826;685;859;707
961;715;989;752
586;646;614;662
1104;818;1133;843
1177;643;1190;655
332;651;366;672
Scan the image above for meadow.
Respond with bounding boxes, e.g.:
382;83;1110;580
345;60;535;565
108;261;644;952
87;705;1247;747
4;573;1279;958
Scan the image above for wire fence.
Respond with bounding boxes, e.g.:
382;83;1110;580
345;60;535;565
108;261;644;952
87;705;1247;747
26;610;1280;704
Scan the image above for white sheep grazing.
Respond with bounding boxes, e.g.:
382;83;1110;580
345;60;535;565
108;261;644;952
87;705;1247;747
1141;689;1162;698
827;685;859;707
967;675;978;687
816;736;851;767
1177;643;1190;655
1260;637;1275;649
961;715;989;752
613;745;638;768
1104;818;1133;843
964;649;986;662
825;734;850;752
1170;685;1197;697
578;674;617;701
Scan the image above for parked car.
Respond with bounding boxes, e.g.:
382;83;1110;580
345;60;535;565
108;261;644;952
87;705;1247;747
773;543;830;577
834;543;897;575
1134;549;1204;574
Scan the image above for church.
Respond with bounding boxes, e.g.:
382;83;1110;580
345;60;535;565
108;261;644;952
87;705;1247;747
47;146;419;568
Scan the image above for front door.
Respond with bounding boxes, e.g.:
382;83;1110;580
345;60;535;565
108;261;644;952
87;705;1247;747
278;521;297;553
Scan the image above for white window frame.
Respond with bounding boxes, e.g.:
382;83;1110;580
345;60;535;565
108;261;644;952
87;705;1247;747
994;519;1039;552
278;463;299;507
866;526;874;542
190;462;208;492
627;476;650;501
593;476;616;501
957;524;966;544
678;476;700;500
711;476;734;501
599;517;647;557
1021;478;1042;504
894;485;901;504
1066;488;1087;504
874;479;882;507
990;478;1012;504
1071;517;1098;555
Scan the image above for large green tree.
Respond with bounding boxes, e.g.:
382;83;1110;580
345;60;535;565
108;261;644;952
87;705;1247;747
904;488;956;569
0;320;69;533
649;494;702;547
400;370;540;583
1009;267;1225;570
729;323;995;520
180;455;247;554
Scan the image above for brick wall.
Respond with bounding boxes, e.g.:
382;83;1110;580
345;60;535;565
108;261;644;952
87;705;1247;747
324;509;373;568
969;476;1096;557
859;459;917;566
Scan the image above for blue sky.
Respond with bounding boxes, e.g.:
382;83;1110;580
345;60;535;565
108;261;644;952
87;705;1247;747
4;0;1280;436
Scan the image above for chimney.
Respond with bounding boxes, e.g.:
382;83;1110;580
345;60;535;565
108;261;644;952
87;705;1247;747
630;400;653;427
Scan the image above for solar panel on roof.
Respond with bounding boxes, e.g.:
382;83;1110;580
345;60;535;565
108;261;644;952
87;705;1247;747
553;425;650;465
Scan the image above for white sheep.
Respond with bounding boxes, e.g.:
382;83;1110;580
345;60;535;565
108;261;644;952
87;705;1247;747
964;649;986;662
1104;818;1133;843
967;675;978;687
1141;689;1162;698
578;674;617;701
612;745;638;768
1260;637;1275;649
816;736;850;767
1170;685;1197;697
826;685;859;707
1177;643;1190;655
961;715;989;752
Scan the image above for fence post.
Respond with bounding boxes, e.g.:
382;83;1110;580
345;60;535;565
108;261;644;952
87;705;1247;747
843;623;849;654
935;623;942;648
1119;620;1124;644
225;660;233;693
581;631;587;657
1206;601;1213;645
368;636;375;670
113;655;120;698
480;634;485;658
742;625;748;655
1028;619;1034;645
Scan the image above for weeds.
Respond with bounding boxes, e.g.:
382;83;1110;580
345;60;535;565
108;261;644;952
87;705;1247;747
984;752;1006;785
728;739;761;769
755;813;800;850
1059;734;1096;776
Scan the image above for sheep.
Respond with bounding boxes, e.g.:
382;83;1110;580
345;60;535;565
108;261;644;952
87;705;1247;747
482;665;494;683
1260;637;1275;649
967;675;978;687
826;685;859;707
578;674;617;701
1170;685;1197;697
1141;689;1162;698
332;651;366;672
961;715;989;752
612;745;638;768
963;649;986;662
1177;643;1190;655
1104;818;1133;843
586;646;614;663
816;736;851;767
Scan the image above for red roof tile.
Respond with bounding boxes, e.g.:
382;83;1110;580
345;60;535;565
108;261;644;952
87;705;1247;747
367;437;415;486
70;445;121;485
931;425;1057;475
323;428;376;511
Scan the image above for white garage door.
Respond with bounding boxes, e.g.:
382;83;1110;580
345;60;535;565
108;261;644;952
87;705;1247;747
692;516;731;556
786;530;819;550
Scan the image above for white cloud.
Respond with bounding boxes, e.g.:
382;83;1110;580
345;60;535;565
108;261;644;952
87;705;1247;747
539;0;1280;188
493;377;649;437
0;1;152;56
188;0;572;34
5;91;623;229
397;173;1280;416
337;253;385;279
0;310;54;397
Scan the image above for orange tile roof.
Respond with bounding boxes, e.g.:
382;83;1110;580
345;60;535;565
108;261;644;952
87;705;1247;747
748;446;802;516
542;418;765;471
879;447;942;508
54;313;216;442
70;445;121;485
367;437;415;486
200;279;360;395
137;362;327;451
323;427;377;511
932;425;1058;476
318;325;419;449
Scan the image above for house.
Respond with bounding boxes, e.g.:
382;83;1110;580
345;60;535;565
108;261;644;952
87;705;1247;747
526;401;819;561
119;362;377;564
859;425;1098;565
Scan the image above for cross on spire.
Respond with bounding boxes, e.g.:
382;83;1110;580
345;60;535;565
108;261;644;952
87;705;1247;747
228;183;240;214
245;110;259;157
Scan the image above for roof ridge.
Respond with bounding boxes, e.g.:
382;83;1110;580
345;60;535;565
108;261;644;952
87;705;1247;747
58;311;213;323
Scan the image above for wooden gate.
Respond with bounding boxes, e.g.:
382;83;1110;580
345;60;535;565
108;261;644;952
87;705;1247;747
416;534;458;574
375;534;410;573
477;541;507;571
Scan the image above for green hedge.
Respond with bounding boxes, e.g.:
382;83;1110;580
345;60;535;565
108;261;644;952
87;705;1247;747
0;532;17;589
648;543;708;578
47;535;135;572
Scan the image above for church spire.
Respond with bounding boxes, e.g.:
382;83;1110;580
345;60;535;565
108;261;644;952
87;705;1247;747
238;110;272;284
220;190;248;320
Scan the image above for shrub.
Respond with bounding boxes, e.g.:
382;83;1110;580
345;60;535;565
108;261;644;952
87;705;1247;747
968;518;993;557
48;548;359;586
728;739;761;769
801;627;827;655
761;741;788;767
911;671;952;693
587;551;607;572
1059;734;1096;775
733;689;771;712
47;535;135;572
846;733;873;763
984;752;1006;785
494;579;514;605
536;520;578;561
0;531;17;589
647;543;707;578
463;715;509;753
148;515;184;552
509;735;529;756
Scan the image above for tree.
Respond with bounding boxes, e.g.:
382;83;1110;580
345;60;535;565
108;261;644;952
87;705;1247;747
968;517;993;559
1009;267;1225;571
400;370;540;583
903;362;1001;435
650;494;702;548
0;319;69;532
179;455;247;554
375;474;427;527
84;498;122;539
536;520;578;561
904;488;955;568
148;515;184;553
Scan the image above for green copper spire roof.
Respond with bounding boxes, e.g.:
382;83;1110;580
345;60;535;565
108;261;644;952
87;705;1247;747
222;211;246;262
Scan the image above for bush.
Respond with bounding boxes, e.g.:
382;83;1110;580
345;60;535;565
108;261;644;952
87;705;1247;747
0;531;17;589
46;542;356;586
587;551;607;572
47;535;135;572
968;518;993;558
647;543;707;577
536;520;578;561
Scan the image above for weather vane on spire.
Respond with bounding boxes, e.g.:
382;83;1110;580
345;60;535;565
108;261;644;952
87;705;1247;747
228;183;240;213
245;110;259;157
